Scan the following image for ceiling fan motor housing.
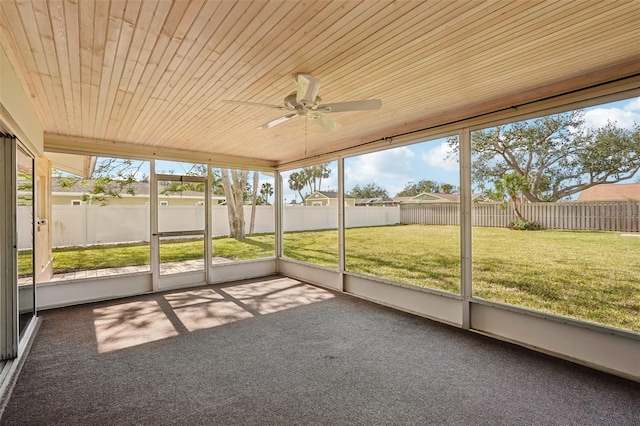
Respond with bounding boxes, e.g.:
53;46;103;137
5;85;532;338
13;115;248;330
284;92;322;110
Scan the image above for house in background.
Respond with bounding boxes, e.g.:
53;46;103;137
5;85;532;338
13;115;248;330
356;193;482;206
355;197;398;206
304;191;356;207
51;178;226;206
393;192;466;204
577;183;640;202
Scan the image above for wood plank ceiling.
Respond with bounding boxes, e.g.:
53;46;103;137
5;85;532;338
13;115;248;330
1;0;640;168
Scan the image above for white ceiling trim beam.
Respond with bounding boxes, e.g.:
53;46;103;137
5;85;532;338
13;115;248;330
44;133;277;171
45;152;95;178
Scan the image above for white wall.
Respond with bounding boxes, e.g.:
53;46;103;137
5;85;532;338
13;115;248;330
17;205;400;248
0;46;43;155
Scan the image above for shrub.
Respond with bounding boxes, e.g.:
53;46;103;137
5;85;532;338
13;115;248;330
508;220;542;231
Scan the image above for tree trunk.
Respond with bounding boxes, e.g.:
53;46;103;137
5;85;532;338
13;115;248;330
510;198;526;221
232;170;248;239
220;169;237;238
249;171;259;235
220;169;248;240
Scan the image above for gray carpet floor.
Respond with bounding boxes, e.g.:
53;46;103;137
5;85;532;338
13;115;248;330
1;276;639;425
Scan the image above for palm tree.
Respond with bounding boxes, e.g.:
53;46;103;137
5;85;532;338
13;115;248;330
260;182;273;204
288;171;307;201
249;171;260;234
300;163;331;195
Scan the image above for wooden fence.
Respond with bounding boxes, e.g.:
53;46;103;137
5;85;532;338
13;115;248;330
400;201;640;232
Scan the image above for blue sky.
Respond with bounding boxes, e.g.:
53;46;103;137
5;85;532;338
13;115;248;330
280;137;460;202
279;95;640;202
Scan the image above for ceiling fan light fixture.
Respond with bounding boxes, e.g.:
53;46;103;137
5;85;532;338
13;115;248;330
258;113;297;129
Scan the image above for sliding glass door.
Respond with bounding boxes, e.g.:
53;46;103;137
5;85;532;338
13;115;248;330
0;133;36;359
17;145;35;338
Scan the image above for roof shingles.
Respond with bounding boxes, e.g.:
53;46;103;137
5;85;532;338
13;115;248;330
577;183;640;201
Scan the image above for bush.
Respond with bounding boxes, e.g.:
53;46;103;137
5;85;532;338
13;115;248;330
508;220;542;231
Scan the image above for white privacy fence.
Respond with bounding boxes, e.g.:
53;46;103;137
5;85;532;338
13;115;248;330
18;205;400;249
400;201;640;232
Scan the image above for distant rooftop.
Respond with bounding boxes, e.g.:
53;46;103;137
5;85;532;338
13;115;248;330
577;183;640;202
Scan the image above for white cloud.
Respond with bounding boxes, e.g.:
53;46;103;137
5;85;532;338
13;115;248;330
344;147;414;196
567;98;640;135
623;97;640;112
421;142;459;172
583;107;640;130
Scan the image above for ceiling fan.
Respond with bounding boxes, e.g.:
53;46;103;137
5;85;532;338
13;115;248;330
223;74;382;130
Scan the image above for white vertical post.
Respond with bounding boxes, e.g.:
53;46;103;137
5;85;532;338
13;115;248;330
150;160;159;291
274;171;283;264
205;167;212;284
460;128;473;329
337;157;345;291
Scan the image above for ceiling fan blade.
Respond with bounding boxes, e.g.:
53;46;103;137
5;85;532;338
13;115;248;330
223;100;287;110
317;99;382;113
296;74;321;107
258;113;298;129
312;113;341;131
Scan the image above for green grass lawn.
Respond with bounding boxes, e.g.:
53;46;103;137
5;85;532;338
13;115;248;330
19;234;276;275
472;227;640;332
285;225;640;332
283;226;461;292
18;225;639;332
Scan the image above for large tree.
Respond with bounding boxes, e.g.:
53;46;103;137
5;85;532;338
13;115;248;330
350;183;389;199
449;110;640;202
